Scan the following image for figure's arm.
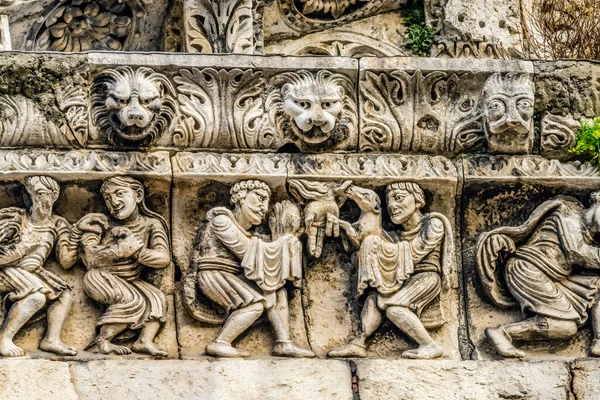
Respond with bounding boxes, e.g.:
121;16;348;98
571;240;600;269
326;213;360;248
211;214;251;260
137;221;171;269
0;241;34;266
54;216;82;269
408;217;445;264
79;231;120;269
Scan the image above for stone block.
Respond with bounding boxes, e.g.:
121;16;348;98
0;149;177;360
70;359;353;400
0;14;10;50
571;360;600;400
289;153;461;359
0;360;78;400
356;359;570;400
359;57;534;155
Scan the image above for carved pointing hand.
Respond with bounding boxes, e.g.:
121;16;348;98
115;231;145;258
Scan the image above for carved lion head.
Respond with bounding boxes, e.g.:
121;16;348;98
266;70;356;151
91;66;177;146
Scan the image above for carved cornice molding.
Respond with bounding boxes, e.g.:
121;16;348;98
172;152;290;179
0;150;171;178
463;155;600;179
291;154;457;181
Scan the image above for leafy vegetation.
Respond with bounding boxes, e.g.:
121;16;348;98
402;0;433;57
569;118;600;165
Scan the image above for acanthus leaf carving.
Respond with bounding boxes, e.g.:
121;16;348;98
56;84;89;146
174;68;270;148
172;152;289;177
184;0;254;54
463;155;600;178
360;70;413;152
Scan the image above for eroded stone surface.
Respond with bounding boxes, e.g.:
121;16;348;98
70;359;353;400
356;359;570;400
0;360;78;400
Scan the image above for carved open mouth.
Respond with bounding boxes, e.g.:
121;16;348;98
114;123;152;141
300;127;331;144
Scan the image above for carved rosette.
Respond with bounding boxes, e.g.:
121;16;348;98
25;0;144;51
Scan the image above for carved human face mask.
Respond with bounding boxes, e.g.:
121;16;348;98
239;188;270;227
387;188;418;226
482;73;534;154
102;184;140;220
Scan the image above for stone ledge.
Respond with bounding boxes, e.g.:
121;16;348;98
0;359;353;400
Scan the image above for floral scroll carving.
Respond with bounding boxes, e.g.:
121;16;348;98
26;0;144;52
184;0;254;54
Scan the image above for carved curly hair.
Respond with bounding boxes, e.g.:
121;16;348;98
386;182;425;209
230;180;271;205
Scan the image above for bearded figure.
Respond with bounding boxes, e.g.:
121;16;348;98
91;66;177;147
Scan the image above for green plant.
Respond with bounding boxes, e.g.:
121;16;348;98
569;118;600;165
402;1;433;57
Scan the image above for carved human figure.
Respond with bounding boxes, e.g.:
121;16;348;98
482;73;534;154
326;182;454;359
77;176;170;357
0;176;78;357
184;180;315;358
476;193;600;358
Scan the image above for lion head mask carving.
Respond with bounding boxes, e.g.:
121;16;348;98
266;70;357;151
91;66;177;146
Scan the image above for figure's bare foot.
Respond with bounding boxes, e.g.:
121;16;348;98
272;341;315;358
486;326;525;358
40;339;77;356
327;342;368;358
98;340;132;355
0;337;27;358
205;341;250;358
402;342;443;359
590;339;600;357
131;341;168;358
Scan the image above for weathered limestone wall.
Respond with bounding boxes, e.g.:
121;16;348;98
0;0;600;399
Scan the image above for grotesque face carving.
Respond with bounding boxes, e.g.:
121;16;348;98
91;66;177;146
267;70;357;151
482;73;534;154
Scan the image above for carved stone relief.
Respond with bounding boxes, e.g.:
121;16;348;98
290;154;461;358
462;154;600;360
0;150;176;359
172;60;358;151
91;66;178;147
183;0;255;54
0;14;10;50
25;0;145;52
359;58;534;155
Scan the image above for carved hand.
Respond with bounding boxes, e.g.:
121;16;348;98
115;232;145;258
76;213;109;235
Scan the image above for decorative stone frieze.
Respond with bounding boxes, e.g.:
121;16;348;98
462;154;600;360
359;57;534;155
0;149;176;359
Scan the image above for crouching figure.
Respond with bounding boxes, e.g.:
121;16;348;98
476;194;600;358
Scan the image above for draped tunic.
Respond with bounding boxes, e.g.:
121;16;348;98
191;207;302;312
80;215;170;329
0;213;70;302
